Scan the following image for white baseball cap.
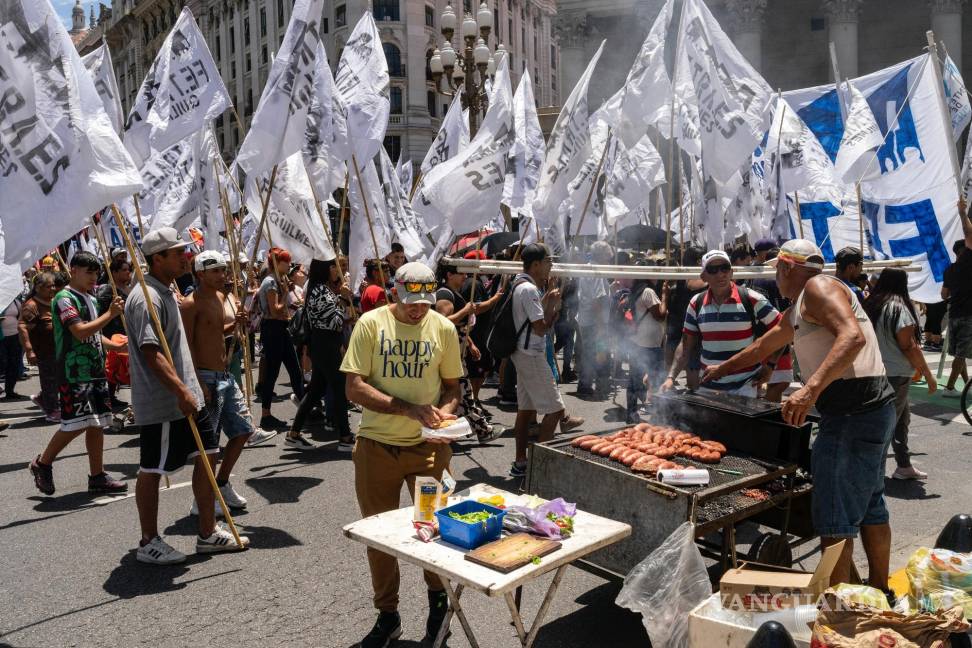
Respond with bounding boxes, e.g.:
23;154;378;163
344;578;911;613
701;249;731;269
141;227;189;256
767;239;825;271
194;250;227;272
394;262;437;305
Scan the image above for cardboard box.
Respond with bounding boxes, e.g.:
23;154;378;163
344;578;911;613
688;594;812;648
719;541;845;612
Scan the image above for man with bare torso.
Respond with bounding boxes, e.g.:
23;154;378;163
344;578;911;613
180;251;271;515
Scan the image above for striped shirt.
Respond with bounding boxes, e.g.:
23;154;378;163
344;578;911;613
683;284;782;391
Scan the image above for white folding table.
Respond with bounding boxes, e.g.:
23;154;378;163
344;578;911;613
343;484;631;648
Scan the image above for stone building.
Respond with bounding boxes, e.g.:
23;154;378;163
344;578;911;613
556;0;969;108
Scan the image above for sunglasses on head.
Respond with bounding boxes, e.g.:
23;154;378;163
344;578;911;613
401;281;437;294
705;263;732;275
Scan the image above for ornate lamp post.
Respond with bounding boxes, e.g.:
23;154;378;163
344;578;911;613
428;2;507;138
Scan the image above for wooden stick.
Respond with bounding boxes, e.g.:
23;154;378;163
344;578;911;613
110;204;244;548
794;191;804;238
408;170;423;202
350;156;388;288
132;194;146;237
573;136;611;239
856;182;865;253
336;172;350;251
665;97;677;264
90;219;127;332
248;165;279;270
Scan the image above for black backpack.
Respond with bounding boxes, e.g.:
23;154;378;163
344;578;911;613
288;305;310;347
486;277;532;359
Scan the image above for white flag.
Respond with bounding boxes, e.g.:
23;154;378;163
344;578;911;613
396;156;414;194
348;159;391;290
420;93;470;176
833;81;883;183
244;153;335;267
532;41;606;253
198;130;229;253
379;147;427;260
503;70;545;215
124;7;231;165
619;0;674;145
604;135;665;226
414;55;515;236
674;0;772;182
0;1;142;267
943;54;971;142
136;131;207;233
334;12;390;165
82;42;124;135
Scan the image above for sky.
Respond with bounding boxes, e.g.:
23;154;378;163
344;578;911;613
52;0;83;29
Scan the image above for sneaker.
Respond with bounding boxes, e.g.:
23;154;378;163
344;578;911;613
942;387;961;398
88;472;128;493
575;386;595;396
892;466;928;480
246;427;278;447
137;536;187;565
337;439;355;453
560;415;584;433
30;393;43;410
29;456;55;495
45;413;61;424
219;481;247;508
360;611;402;648
260;414;288;429
423;589;450;644
509;461;527;478
196;523;250;553
110;397;129;410
284;434;318;450
561;370;578;384
190;498;224;518
290;393;301;407
477;425;502;444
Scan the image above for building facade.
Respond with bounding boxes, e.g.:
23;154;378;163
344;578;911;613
556;0;970;109
82;0;560;166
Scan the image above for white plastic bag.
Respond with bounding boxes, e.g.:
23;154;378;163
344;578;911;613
616;522;712;648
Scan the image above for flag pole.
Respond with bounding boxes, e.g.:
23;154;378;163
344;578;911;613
678;171;685;258
573;135;612;239
110;203;245;549
408;171;423;202
247;165;279;270
336;172;350;251
350;155;389;289
794;191;805;238
90;219;127;333
665;97;677;264
926;31;964;198
856;182;865;253
132;194;147;238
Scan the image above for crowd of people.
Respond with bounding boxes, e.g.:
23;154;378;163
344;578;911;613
9;201;972;646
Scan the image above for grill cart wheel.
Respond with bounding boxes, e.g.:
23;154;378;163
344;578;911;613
747;532;793;568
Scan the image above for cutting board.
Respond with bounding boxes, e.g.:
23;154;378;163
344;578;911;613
464;533;562;573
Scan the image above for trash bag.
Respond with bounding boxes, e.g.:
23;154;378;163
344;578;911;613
502;498;577;539
906;547;972;619
616;522;712;648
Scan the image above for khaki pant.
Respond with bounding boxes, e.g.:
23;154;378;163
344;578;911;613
353;436;452;612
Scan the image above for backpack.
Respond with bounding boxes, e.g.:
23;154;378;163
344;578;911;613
288;305;309;347
737;285;767;339
486;277;533;359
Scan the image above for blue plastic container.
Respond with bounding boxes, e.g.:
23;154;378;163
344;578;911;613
435;500;507;550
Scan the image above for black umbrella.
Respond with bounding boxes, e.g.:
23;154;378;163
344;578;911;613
479;231;520;256
616;224;670;250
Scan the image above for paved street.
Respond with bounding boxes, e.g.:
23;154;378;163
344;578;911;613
2;348;971;648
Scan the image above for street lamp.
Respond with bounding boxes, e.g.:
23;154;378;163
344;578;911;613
430;1;504;137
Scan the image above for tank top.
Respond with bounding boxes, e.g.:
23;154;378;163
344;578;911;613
790;275;893;416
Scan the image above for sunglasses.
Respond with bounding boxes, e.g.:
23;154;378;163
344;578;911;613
705;263;732;275
401;281;437;294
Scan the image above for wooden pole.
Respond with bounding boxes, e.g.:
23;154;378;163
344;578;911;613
856;182;865;253
408;171;423;202
110;204;244;549
678;172;685;259
794;191;805;238
132;194;146;238
926;31;964;198
247;165;279;270
665;97;677;264
336;172;350;252
90;220;127;332
573;136;612;239
350;156;388;289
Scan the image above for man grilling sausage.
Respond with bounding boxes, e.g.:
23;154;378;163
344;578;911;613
701;239;895;594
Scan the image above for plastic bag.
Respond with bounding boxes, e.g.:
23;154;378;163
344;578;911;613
833;584;892;611
502;498;576;539
615;522;711;648
906;547;972;618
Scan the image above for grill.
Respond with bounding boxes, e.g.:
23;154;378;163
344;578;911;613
526;393;814;577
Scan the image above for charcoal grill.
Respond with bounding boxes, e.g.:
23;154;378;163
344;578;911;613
526;391;814;578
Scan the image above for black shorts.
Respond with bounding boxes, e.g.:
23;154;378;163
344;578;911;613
139;411;218;475
465;346;493;379
59;380;112;433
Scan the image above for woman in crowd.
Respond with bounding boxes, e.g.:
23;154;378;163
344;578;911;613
625;277;668;423
0;289;24;400
18;272;63;421
290;259;354;451
257;247;307;433
863;268;937;480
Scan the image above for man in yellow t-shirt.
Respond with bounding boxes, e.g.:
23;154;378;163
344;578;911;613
341;261;462;648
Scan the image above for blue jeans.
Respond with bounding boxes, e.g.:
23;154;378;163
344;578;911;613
626;346;663;419
198;369;253;440
811;401;895;538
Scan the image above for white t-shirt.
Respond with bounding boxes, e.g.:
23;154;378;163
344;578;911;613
632;287;664;348
511;274;546;357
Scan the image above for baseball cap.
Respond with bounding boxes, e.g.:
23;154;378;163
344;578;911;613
110;247;128;259
394;261;437;305
701;250;731;269
767;239;825;270
141;227;189;256
835;246;863;265
464;250;487;260
753;238;778;253
194;250;227;272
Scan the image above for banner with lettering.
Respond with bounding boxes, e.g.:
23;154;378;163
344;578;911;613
0;0;142;267
348;159;392;291
503;70;545;217
674;0;772;183
124;7;230;166
396;156;413;195
334;11;390;165
943;54;971;142
81;42;124;136
419;93;469;178
619;0;673;145
379;148;427;260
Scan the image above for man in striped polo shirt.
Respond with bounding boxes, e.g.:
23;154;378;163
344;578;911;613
662;250;782;397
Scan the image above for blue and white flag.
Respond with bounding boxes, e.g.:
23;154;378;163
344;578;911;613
943;54;971;142
785;54;960;303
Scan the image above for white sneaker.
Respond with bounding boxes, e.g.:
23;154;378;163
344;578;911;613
196;523;250;553
893;466;928;480
219;481;247;508
943;387;962;398
246;427;278;447
290;394;301;406
189;498;224;518
284;435;317;450
136;536;187;565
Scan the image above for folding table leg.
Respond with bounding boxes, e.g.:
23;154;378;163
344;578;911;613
522;565;567;648
432;580;459;648
439;579;479;648
504;591;528;644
